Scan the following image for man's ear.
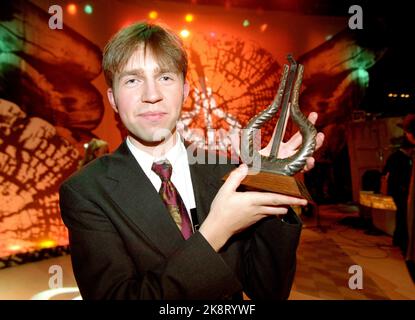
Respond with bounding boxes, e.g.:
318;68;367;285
183;81;190;103
107;88;118;113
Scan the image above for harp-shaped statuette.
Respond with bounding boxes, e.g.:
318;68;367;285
229;54;317;201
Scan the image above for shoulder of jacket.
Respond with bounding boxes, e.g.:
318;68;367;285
61;153;112;189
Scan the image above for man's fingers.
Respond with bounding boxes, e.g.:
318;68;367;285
281;112;319;152
247;191;307;207
222;164;249;193
257;206;289;215
302;132;324;172
303;157;315;172
315;132;325;151
308;111;318;125
285;131;302;151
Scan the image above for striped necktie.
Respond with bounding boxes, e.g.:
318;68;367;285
151;160;193;239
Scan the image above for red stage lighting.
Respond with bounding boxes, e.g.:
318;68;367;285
180;29;190;38
185;14;194;22
67;3;77;15
149;11;158;20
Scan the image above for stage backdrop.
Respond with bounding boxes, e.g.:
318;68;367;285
0;0;385;265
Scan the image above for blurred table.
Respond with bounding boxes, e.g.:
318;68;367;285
359;191;397;236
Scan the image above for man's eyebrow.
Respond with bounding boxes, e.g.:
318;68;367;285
118;67;176;79
118;69;145;78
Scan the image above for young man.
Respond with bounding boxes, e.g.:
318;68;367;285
59;22;324;299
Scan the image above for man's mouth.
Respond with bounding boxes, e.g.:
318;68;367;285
138;111;167;122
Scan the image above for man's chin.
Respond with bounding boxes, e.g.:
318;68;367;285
129;129;176;147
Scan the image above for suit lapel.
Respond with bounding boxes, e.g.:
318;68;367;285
103;141;184;256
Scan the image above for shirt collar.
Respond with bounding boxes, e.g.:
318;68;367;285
126;132;186;172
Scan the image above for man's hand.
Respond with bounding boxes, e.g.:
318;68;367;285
199;164;307;251
259;112;325;172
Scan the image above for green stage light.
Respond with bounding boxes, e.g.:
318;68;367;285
84;4;93;14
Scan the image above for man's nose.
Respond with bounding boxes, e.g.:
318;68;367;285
141;80;162;104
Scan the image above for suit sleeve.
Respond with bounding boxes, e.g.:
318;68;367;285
214;163;303;300
59;182;242;300
240;210;302;300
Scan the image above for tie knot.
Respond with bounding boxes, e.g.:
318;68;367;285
152;160;172;181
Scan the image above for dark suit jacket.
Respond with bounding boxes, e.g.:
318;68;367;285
59;141;302;300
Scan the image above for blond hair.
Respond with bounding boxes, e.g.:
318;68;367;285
102;22;188;88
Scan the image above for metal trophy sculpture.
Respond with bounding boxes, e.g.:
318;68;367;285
231;54;317;201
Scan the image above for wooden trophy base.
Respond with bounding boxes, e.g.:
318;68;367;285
223;169;313;202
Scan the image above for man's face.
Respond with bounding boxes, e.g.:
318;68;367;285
107;46;189;145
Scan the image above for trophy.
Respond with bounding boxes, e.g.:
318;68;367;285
225;54;317;201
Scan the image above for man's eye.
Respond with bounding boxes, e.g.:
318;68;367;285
160;75;173;81
126;79;138;84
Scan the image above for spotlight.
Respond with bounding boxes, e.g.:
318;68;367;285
180;29;190;38
242;19;250;27
67;3;77;15
8;245;22;251
260;24;268;32
84;4;93;15
149;11;158;20
185;14;194;22
39;240;56;249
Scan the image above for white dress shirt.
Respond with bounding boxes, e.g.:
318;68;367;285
126;133;196;221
